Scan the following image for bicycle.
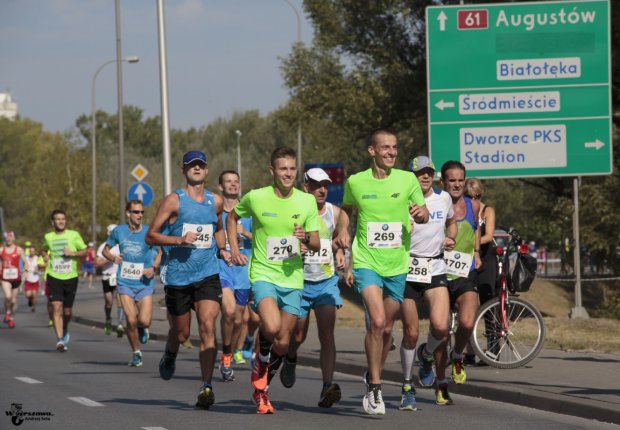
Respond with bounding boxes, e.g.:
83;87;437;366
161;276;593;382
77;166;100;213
470;227;545;369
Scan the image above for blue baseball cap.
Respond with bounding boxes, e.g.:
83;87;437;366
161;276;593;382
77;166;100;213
183;150;207;165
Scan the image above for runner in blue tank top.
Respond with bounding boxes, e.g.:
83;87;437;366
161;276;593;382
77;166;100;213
216;170;253;381
146;150;231;410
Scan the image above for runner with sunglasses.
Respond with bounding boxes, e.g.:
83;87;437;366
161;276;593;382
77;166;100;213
104;200;161;367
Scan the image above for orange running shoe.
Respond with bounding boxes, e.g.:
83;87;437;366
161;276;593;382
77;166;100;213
219;353;235;382
251;357;269;391
252;390;275;414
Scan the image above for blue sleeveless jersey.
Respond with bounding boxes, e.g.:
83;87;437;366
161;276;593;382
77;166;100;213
165;189;219;286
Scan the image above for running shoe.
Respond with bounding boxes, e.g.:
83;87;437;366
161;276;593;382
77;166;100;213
435;383;454;405
252;389;275;414
196;384;215;410
241;337;254;359
138;327;149;345
451;355;467;384
219;353;235;382
182;339;193;349
62;330;70;345
159;350;177;380
3;312;10;323
362;370;369;391
104;320;112;336
250;352;256;369
56;340;67;352
279;355;296;388
318;383;341;408
116;324;125;338
362;387;385;415
417;343;436;388
129;352;143;367
251;357;269;391
7;319;15;329
399;385;417;411
233;349;246;364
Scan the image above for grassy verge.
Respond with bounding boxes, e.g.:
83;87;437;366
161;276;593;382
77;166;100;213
334;278;620;355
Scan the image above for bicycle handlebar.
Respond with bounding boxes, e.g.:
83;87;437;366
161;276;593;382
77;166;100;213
497;225;523;244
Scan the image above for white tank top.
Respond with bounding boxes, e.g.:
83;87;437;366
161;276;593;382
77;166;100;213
410;189;454;276
304;202;336;282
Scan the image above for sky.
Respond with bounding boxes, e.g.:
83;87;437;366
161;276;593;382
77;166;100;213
0;0;314;134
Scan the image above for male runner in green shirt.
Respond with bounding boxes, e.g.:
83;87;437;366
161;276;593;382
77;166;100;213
337;128;428;415
42;209;88;352
228;146;320;414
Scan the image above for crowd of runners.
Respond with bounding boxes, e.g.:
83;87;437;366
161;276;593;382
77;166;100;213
2;128;496;416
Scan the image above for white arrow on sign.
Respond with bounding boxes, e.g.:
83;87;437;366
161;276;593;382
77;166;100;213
134;183;147;201
435;99;455;111
584;139;605;150
437;11;447;32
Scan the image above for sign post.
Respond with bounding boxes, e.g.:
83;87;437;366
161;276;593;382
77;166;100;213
426;0;611;178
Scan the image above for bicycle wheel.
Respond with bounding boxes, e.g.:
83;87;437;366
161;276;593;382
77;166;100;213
470;297;545;369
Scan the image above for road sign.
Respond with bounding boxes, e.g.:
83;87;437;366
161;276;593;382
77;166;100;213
127;182;154;207
131;164;149;182
426;0;611;178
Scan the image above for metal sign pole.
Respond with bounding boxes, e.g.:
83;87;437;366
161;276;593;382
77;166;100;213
570;176;589;319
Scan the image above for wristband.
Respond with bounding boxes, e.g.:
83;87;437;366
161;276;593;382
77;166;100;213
474;248;480;252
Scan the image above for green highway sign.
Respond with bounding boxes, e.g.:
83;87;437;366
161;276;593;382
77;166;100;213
426;0;612;178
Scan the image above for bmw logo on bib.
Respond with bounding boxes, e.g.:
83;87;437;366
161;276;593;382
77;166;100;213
280;238;287;245
454;253;461;259
413;259;418;266
197;226;203;233
382;224;388;231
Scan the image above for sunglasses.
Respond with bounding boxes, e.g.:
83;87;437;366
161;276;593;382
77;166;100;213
129;210;144;214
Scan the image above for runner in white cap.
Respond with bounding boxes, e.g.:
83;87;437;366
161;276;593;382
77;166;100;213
280;167;346;408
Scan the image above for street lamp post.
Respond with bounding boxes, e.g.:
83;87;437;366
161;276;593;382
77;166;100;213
91;56;139;244
282;0;303;173
235;130;242;191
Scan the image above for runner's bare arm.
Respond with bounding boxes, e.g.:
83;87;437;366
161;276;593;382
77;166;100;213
335;204;353;249
226;208;248;266
213;194;231;265
146;193;195;246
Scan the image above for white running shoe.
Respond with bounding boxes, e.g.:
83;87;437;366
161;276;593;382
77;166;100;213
362;387;385;415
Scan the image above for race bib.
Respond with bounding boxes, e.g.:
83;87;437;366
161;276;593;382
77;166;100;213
109;273;117;287
120;262;144;280
366;222;402;248
182;223;213;248
406;257;433;283
266;236;299;261
305;238;332;265
2;267;18;280
444;251;473;277
52;258;72;274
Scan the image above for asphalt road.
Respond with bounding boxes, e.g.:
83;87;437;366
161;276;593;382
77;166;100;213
1;294;618;430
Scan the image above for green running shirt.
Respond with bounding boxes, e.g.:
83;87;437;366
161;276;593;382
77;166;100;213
234;186;319;290
343;168;426;277
42;230;87;280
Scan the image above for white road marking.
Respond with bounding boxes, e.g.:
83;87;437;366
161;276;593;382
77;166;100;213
15;377;42;384
68;397;105;407
143;427;169;430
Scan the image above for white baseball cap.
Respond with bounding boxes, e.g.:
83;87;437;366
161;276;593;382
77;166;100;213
304;168;332;183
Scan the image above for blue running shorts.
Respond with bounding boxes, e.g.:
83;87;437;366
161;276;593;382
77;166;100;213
353;268;406;303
